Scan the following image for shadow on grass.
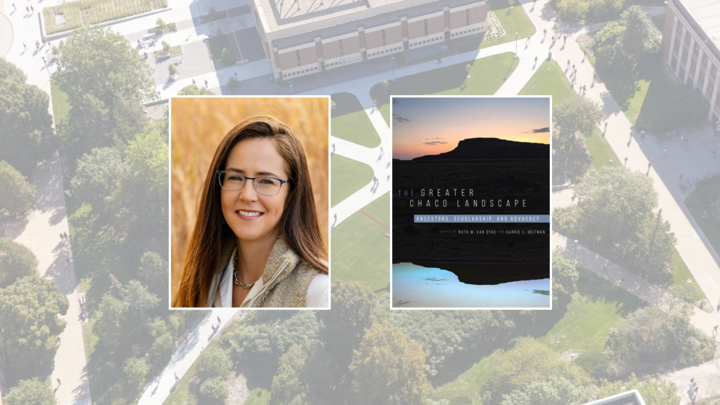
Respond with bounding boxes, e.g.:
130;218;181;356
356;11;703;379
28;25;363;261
576;268;645;316
331;92;364;117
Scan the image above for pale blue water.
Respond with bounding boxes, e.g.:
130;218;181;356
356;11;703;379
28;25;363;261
392;262;551;309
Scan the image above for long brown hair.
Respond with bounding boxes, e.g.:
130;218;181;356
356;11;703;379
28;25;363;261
173;114;328;307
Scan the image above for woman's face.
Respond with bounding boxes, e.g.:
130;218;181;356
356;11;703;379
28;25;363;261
220;137;290;245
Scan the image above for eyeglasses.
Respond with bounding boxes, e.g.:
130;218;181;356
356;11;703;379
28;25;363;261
217;170;290;196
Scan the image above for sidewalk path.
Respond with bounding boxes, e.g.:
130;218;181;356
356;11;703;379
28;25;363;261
14;156;91;405
524;0;720;337
138;310;239;405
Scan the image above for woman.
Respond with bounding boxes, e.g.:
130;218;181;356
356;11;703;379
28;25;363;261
173;115;328;308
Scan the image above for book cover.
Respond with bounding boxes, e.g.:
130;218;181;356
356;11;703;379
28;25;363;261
391;96;552;309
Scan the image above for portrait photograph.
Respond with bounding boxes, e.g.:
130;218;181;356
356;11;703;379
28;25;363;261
170;97;330;308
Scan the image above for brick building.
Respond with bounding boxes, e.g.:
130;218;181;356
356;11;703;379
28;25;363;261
661;0;720;122
248;0;488;80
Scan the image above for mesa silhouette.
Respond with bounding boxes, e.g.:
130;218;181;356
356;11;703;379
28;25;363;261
411;137;549;161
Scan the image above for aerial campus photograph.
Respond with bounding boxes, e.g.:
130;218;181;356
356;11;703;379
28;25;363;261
0;0;719;400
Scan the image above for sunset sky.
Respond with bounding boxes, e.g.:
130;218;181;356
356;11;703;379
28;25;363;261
392;97;550;160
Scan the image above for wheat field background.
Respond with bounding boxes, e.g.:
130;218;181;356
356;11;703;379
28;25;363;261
170;97;329;300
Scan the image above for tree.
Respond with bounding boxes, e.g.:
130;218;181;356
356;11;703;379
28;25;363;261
198;377;229;405
480;338;591;404
0;60;55;175
552;255;578;307
155;18;167;34
69;147;127;213
93;294;129;351
555;0;588;21
271;342;314;405
604;306;715;372
123;280;160;328
0;238;38;288
501;376;584;405
178;84;215;95
56;28;154;107
621;6;660;65
123;356;150;389
575;166;657;248
108;124;168;246
55;28;152;155
162;41;172;54
314;281;375;394
349;321;432;405
0;275;68;375
137;251;168;297
0;161;34;221
4;378;55;405
227;77;240;92
552;98;604;183
168;64;177;77
390;310;517;378
195;345;232;381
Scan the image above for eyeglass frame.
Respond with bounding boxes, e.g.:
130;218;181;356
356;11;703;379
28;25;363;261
217;170;291;196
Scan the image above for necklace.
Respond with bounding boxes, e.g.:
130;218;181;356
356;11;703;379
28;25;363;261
233;252;260;289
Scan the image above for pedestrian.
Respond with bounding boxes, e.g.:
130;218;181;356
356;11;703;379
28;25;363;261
217;315;221;324
57;378;61;386
582;49;587;62
603;261;608;274
204;79;208;88
534;56;537;64
25;5;29;13
23;43;27;51
380;146;383;153
192;78;195;85
373;99;377;109
30;4;34;12
714;325;719;335
543;28;547;37
57;336;61;345
624;157;627;166
582;84;586;93
629;132;633;142
591;76;596;86
551;35;555;42
35;42;39;51
334;213;337;222
64;232;68;239
567;59;570;66
290;83;293;91
60;232;64;240
12;3;16;12
234;71;238;78
563;35;567;44
573;68;577;76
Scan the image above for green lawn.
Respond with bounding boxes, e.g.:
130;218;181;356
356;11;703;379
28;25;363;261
330;154;373;208
331;93;382;148
540;270;645;354
481;0;536;49
518;59;575;104
586;127;621;170
668;250;705;302
432;353;496;404
51;79;71;124
370;53;519;126
331;192;390;292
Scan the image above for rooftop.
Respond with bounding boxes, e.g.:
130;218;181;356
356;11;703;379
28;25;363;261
674;0;720;56
253;0;483;48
